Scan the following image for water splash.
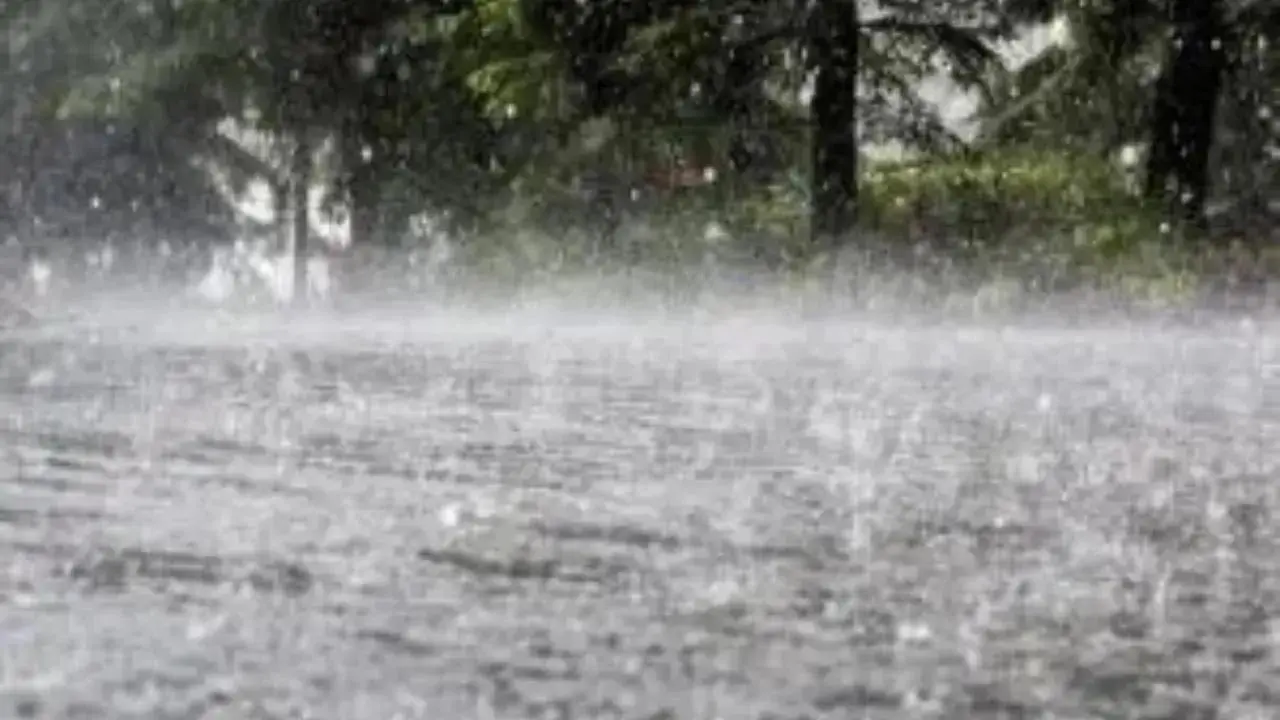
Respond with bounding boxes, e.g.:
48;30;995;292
0;280;1277;719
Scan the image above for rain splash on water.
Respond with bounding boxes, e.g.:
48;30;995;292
1;265;1278;719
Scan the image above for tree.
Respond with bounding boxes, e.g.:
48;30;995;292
456;0;1009;255
978;0;1277;233
0;0;245;247
1143;0;1228;228
1213;0;1279;231
808;0;860;249
976;0;1166;155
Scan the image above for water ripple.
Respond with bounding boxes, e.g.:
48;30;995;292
0;310;1276;718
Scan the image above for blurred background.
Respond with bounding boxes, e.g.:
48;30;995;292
0;0;1276;303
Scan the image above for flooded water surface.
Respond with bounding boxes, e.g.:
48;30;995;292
1;301;1278;719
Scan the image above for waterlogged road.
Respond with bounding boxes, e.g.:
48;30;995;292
1;303;1278;719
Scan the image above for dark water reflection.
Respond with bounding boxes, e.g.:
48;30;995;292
0;309;1277;719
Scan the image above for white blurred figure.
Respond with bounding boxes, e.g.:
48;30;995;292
27;250;52;298
243;244;332;306
0;243;43;325
88;242;115;276
195;245;237;303
403;213;455;292
195;238;334;307
245;246;289;302
306;253;332;302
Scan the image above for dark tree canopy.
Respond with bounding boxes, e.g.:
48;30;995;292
0;0;1272;270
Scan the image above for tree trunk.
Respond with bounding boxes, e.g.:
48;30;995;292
1143;0;1226;230
290;135;312;306
809;0;860;251
716;34;768;181
274;178;289;253
349;178;378;248
340;113;378;247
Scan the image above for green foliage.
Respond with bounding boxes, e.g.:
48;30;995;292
0;0;1273;305
683;147;1167;271
450;0;566;123
862;148;1155;239
462;146;1178;297
854;148;1185;297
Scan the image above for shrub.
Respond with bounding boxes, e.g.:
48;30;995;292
449;145;1254;308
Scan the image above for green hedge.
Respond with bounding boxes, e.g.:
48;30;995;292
861;148;1157;246
454;146;1223;305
